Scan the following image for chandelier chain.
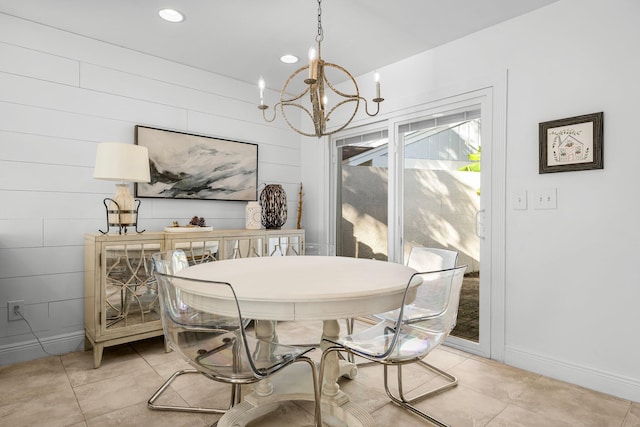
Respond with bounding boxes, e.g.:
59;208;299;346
316;0;324;43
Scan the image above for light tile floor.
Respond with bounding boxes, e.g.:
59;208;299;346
1;320;638;427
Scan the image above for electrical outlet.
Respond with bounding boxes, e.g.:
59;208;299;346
8;300;24;321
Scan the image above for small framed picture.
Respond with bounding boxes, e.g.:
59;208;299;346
539;112;603;173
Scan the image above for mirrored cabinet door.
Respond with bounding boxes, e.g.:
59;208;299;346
267;235;303;256
170;238;221;264
223;237;264;259
102;241;162;333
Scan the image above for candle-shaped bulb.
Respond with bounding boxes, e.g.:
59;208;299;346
322;95;328;107
308;47;317;79
258;76;265;103
374;72;381;99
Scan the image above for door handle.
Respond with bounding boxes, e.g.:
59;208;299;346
475;209;486;240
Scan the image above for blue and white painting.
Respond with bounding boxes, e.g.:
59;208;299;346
135;126;258;201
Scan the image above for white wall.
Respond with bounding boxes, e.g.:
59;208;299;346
0;13;302;364
302;0;640;401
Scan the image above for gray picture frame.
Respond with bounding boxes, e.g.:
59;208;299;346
135;126;258;201
539;112;603;174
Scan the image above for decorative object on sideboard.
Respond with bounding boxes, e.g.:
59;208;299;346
189;216;207;227
257;0;384;138
163;218;213;232
93;142;151;235
296;183;303;230
245;201;262;230
260;184;287;229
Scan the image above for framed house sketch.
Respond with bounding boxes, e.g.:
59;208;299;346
539;112;603;174
135;126;258;201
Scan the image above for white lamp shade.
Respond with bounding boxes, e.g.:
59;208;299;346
93;142;151;183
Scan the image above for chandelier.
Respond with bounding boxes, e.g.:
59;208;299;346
258;0;384;138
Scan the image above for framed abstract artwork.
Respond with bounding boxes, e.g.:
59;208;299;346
539;112;603;173
135;126;258;201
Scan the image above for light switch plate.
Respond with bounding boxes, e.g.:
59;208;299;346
534;188;557;209
513;190;527;210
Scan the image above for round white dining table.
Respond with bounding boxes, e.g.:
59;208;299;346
178;255;416;321
176;255;417;427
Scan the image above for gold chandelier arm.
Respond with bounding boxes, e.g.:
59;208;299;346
280;102;322;138
359;96;384;117
323;63;360;99
281;86;311;103
325;98;359;134
259;102;282;123
280;65;311;103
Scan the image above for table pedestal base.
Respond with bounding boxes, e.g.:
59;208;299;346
217;364;375;427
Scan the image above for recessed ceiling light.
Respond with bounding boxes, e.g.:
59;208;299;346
158;9;184;23
280;54;299;64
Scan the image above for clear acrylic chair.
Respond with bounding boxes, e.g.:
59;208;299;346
355;247;459;328
374;247;459;322
394;247;461;409
406;247;458;272
149;250;322;426
366;248;461;424
147;249;239;416
320;266;467;427
302;242;336;256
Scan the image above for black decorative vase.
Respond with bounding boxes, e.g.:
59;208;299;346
260;184;287;229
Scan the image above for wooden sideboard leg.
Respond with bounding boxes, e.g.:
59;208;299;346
93;343;104;369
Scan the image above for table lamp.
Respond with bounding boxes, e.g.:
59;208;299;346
93;142;151;234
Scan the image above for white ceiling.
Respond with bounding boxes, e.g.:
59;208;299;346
0;0;559;91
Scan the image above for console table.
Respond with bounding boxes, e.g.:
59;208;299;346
83;228;304;368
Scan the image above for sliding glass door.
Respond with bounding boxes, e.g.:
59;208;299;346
398;107;482;343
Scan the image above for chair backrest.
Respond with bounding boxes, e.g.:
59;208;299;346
152;250;300;384
152;249;191;275
406;247;458;271
303;243;336;256
387;265;467;360
156;272;268;382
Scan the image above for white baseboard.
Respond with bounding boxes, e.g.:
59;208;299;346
0;330;85;366
505;345;640;403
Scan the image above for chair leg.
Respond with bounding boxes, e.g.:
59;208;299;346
297;355;323;427
395;361;458;404
383;363;457;427
344;319;355;364
148;368;236;414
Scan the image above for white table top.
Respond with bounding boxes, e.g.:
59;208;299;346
177;256;417;321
